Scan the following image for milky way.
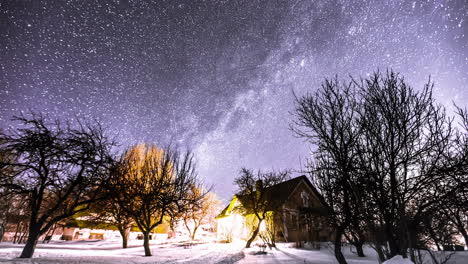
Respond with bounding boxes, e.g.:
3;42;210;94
1;0;467;199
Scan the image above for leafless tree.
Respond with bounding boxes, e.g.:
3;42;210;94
234;168;290;248
419;207;458;251
437;106;468;248
86;199;134;248
107;144;204;256
0;113;115;258
355;72;459;262
293;77;363;264
181;190;221;240
293;70;466;263
258;210;278;249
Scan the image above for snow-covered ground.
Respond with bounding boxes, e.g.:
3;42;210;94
0;240;467;264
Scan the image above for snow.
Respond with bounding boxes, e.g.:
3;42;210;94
0;240;467;264
383;255;414;264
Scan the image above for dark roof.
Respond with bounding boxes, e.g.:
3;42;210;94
216;175;327;218
238;175;306;206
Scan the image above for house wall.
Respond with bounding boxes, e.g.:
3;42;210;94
216;214;246;242
277;181;333;242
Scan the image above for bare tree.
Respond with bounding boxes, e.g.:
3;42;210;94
0;113;115;258
356;72;459;261
419;207;458;251
108;144;204;256
181;190;221;240
292;71;465;263
293;77;362;264
87;199;134;248
439;106;468;247
444;197;468;247
234;168;290;248
258;210;278;249
344;218;367;257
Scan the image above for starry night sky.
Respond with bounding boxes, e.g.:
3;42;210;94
1;0;467;199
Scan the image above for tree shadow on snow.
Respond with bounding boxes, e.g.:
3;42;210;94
216;251;245;264
250;251;268;255
275;248;308;262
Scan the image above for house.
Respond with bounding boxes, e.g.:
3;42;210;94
216;175;333;244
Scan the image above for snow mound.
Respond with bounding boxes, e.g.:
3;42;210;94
383;255;414;264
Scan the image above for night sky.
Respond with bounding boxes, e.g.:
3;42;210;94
1;0;467;199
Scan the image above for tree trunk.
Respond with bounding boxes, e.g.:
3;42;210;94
427;225;442;251
48;224;58;244
13;222;21;244
456;221;468;248
384;222;399;258
19;225;41;258
406;225;417;262
143;232;151;256
118;227;130;249
0;223;4;242
399;223;408;259
18;230;27;244
270;230;276;248
269;238;276;249
409;248;416;263
367;224;386;263
183;219;194;240
43;223;57;243
333;229;347;264
191;226;199;241
245;221;261;248
344;232;366;257
374;242;386;263
462;232;468;249
355;241;365;257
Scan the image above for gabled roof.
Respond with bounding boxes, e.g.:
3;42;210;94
216;175;327;219
217;204;230;219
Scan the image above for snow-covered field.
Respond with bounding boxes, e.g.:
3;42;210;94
0;240;467;264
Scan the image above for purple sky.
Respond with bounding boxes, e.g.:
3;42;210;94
1;0;467;200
